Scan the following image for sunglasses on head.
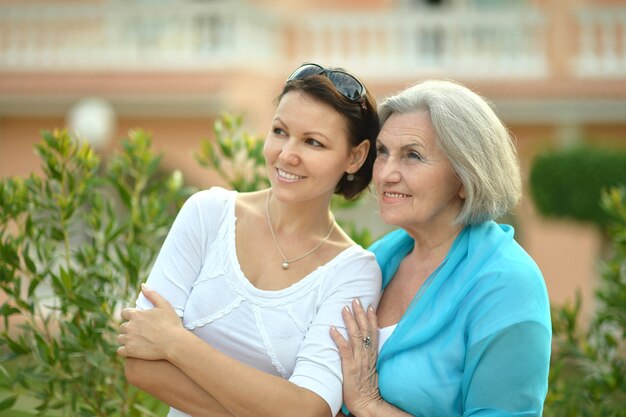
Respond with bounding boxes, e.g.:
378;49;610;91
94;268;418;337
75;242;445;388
287;63;367;108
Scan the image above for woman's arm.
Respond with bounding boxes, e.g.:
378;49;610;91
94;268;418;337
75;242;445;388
121;248;381;417
123;190;221;414
461;321;551;416
119;286;332;417
459;259;551;416
124;358;233;417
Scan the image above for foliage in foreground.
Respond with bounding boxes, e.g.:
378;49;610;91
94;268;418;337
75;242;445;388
0;129;192;416
544;187;626;417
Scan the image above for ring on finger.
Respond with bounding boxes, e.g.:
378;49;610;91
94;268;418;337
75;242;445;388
363;335;371;349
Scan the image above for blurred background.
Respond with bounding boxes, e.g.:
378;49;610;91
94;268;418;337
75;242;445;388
1;0;626;323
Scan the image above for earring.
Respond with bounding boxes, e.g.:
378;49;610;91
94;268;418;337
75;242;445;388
346;173;355;181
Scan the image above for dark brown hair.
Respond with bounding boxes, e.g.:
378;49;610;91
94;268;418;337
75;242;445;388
276;73;379;200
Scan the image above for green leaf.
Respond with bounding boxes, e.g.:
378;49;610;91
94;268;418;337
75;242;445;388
0;303;20;319
132;402;162;417
3;335;29;355
0;395;17;411
60;267;73;293
23;249;37;275
110;177;132;208
0;364;12;387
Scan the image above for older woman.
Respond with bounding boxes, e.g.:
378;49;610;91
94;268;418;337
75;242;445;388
331;80;551;417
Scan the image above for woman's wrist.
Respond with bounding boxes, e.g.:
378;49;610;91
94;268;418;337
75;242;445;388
165;327;194;363
352;395;385;417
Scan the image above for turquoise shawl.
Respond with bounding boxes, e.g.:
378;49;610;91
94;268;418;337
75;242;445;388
358;221;551;416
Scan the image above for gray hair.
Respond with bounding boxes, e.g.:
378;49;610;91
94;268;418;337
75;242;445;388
378;79;521;225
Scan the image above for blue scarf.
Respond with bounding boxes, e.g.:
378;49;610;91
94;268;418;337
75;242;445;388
361;221;551;416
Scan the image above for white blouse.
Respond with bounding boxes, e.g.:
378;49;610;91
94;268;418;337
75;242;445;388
378;324;398;353
136;187;382;416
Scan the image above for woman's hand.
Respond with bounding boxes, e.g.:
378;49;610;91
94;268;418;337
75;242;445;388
117;284;186;361
330;299;384;416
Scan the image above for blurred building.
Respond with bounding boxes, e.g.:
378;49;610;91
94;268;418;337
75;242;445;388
1;0;625;317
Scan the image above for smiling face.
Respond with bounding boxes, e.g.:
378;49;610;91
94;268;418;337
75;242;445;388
374;111;465;234
264;90;369;205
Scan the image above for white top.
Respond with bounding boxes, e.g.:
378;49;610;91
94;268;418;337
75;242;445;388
136;187;382;417
378;324;398;354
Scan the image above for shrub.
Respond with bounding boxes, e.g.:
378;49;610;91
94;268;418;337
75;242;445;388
529;147;626;227
544;187;626;416
0;129;193;416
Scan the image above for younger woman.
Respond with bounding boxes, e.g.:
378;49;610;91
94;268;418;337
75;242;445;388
117;63;382;417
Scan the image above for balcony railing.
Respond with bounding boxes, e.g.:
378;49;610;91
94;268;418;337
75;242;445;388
0;2;624;79
575;6;626;78
291;9;547;79
0;3;281;70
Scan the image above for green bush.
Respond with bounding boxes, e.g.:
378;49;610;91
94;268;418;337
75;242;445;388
529;147;626;227
0;129;192;416
544;187;626;416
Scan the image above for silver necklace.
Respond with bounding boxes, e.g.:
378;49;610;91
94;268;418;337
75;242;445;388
265;191;335;270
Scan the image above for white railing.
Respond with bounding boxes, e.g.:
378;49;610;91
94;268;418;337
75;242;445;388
292;9;548;79
3;2;623;79
575;7;626;78
0;2;281;70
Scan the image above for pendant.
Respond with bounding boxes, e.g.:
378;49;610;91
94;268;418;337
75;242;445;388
282;262;289;270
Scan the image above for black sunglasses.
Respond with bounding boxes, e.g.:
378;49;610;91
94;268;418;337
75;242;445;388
287;63;367;108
